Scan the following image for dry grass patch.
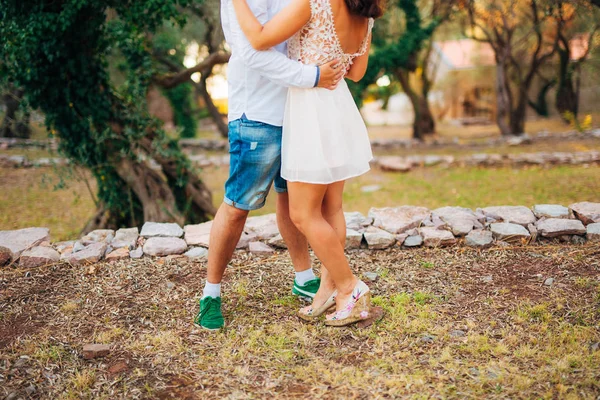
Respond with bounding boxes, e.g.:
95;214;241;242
1;245;599;398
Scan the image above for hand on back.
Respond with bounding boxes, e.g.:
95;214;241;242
317;59;345;90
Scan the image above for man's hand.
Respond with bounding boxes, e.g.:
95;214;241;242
317;59;344;90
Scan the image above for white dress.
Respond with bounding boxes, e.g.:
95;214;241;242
281;0;374;184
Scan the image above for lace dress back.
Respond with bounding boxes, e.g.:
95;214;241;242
288;0;374;71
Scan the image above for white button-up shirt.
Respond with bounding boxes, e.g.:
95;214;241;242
221;0;318;127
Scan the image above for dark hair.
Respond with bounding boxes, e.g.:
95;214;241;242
345;0;385;19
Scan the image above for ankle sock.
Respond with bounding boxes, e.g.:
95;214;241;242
202;282;221;299
295;268;316;286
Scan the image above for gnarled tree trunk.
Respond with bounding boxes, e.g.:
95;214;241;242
0;85;31;138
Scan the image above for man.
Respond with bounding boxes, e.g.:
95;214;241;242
194;0;345;330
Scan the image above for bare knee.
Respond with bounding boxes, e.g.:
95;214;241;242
321;201;342;220
289;206;313;234
221;203;249;226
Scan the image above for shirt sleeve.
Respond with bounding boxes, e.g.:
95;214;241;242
226;0;318;88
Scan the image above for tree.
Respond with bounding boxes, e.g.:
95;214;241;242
1;0;217;231
351;0;459;140
0;83;31;138
465;0;560;136
553;0;599;121
151;1;231;138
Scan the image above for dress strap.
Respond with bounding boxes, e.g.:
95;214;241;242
356;18;374;56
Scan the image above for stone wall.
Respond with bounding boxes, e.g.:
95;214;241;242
1;202;598;269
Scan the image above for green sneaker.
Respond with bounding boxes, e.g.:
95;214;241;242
292;278;321;300
194;297;224;331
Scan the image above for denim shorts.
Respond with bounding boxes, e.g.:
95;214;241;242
224;116;287;211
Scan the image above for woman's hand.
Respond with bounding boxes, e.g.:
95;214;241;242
232;0;311;51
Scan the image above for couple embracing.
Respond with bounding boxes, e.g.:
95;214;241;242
194;0;384;330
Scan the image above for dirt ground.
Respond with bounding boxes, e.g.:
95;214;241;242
1;244;599;399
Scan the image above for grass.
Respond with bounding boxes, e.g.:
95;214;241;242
0;246;599;398
1;162;598;240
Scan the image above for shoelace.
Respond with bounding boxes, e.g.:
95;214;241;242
199;298;219;320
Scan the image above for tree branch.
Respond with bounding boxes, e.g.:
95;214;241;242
154;52;231;89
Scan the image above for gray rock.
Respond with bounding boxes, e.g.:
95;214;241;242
403;235;423;247
363;272;379;281
482;206;536;227
81;229;114;245
236;230;260;249
0;227;50;259
105;247;128;260
450;329;466;338
469;367;480;377
0;246;12;266
184;221;212;247
570;202;600;225
245;213;280;240
129;247;144;259
344;212;373;232
361;185;381;193
66;242;107;266
396;233;408;246
345;229;363;249
536;218;586;238
586;223;600;242
419;227;456;247
184;247;209;258
544;277;554;286
420;334;435;343
532;204;569;219
72;241;85;253
527;223;538;242
140;222;184;238
571;235;587;245
481;275;493;283
377;156;412;172
104;245;113;257
111;227;139;249
432;206;478;236
490;223;531;243
54;241;75;254
248;241;274;254
142;237;187;257
364;227;396;249
465;230;494;248
368;206;431;234
19;246;60;268
268;234;287;249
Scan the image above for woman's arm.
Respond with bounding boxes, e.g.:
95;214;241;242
345;40;371;82
232;0;311;51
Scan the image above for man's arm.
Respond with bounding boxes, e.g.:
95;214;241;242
225;0;342;89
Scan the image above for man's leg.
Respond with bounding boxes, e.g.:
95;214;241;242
194;202;248;330
276;192;311;273
206;203;249;284
276;191;321;300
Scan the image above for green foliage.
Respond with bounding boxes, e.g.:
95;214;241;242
0;0;208;227
349;0;439;106
164;83;198;138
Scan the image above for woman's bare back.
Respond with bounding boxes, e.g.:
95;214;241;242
329;0;371;55
287;0;374;71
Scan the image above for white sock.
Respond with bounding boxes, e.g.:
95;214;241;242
295;268;316;286
202;282;221;299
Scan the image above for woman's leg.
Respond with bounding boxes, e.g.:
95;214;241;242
311;181;346;304
288;181;358;311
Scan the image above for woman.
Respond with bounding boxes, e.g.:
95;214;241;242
233;0;383;326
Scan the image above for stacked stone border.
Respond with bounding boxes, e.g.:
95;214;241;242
1;202;598;269
3;151;600;171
